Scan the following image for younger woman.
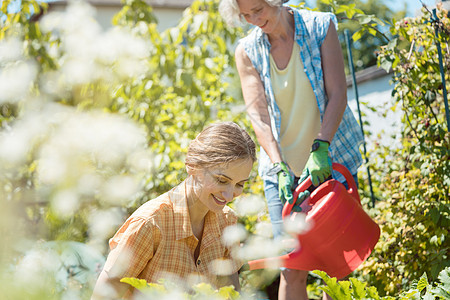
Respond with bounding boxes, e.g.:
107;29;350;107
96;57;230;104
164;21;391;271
92;122;256;299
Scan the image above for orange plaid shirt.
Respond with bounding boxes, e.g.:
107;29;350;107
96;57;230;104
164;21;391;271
102;180;242;290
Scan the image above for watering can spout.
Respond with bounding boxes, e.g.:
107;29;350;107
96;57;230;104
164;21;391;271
246;242;324;271
246;163;380;279
246;244;333;274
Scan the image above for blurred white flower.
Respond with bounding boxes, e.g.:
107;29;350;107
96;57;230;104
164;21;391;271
283;212;312;235
77;173;103;196
14;246;61;285
127;150;154;174
101;175;140;205
210;259;234;276
13;241;105;295
2;106;148;207
116;57;148;79
52;189;80;218
254;221;273;238
134;21;149;36
39;70;70;98
40;11;64;33
238;235;285;261
41;1;100;36
89;208;124;241
38;151;68;185
234;194;266;216
0;104;63;166
38;111;147;175
97;28;150;64
61;57;100;85
0;60;37;103
0;37;23;63
0;131;30;165
222;223;247;247
39;1;150;91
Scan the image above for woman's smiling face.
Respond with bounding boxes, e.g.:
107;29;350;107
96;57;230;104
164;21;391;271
191;158;253;213
237;0;280;33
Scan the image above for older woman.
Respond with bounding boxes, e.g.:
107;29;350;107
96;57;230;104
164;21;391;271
219;0;363;299
92;122;256;299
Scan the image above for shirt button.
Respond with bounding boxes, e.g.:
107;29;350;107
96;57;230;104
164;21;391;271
197;259;201;265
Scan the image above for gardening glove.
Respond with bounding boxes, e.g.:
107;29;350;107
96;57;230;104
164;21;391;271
276;162;294;206
297;139;332;203
275;162;304;213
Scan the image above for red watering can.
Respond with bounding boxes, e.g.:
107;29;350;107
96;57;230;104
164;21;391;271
247;163;380;279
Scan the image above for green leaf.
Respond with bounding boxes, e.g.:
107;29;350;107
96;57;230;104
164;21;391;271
192;282;217;295
437;267;450;293
216;36;227;54
217;285;240;300
352;30;363;42
366;286;380;299
423;292;435;300
350;277;367;298
429;208;441;224
312;270;351;300
417;272;429;292
346;9;357;19
120;277;150;290
358;15;375;25
379;59;393;73
368;27;377;36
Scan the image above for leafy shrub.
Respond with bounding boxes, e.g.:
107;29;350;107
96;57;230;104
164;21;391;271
2;0;449;299
359;5;450;295
118;267;450;299
121;277;241;299
314;267;450;300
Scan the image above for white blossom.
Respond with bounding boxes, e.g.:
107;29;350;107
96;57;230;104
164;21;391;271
0;60;37;103
234;194;266;216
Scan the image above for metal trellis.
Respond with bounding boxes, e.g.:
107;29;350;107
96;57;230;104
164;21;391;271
344;29;376;208
432;8;450;132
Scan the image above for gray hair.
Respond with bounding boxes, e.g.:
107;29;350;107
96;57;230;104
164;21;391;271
185;121;256;170
219;0;288;27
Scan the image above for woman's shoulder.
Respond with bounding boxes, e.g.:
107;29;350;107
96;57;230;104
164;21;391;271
293;8;338;39
239;27;262;45
293;7;337;26
131;192;173;222
293;7;333;18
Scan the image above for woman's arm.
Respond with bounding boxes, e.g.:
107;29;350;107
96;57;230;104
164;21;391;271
235;43;283;164
229;272;241;291
318;21;348;143
217;272;241;291
91;270;130;299
91;218;155;299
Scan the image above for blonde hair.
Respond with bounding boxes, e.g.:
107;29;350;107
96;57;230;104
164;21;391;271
185;122;256;170
219;0;288;27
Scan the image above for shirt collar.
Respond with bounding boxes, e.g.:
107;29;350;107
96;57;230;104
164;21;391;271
252;7;305;46
201;210;221;248
292;8;306;41
170;180;221;241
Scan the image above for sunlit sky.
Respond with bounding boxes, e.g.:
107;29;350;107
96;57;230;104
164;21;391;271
287;0;438;16
3;0;442;16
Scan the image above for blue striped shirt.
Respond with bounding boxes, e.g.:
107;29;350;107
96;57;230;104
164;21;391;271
239;7;363;183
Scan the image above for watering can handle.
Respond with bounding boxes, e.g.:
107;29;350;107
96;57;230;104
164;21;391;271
282;163;360;218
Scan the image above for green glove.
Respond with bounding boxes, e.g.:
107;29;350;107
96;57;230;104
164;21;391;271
297;139;332;202
276;162;293;205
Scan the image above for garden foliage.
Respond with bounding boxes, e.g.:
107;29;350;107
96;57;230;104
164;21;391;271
315;0;407;72
361;5;450;295
117;267;450;300
0;0;449;299
313;267;450;300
